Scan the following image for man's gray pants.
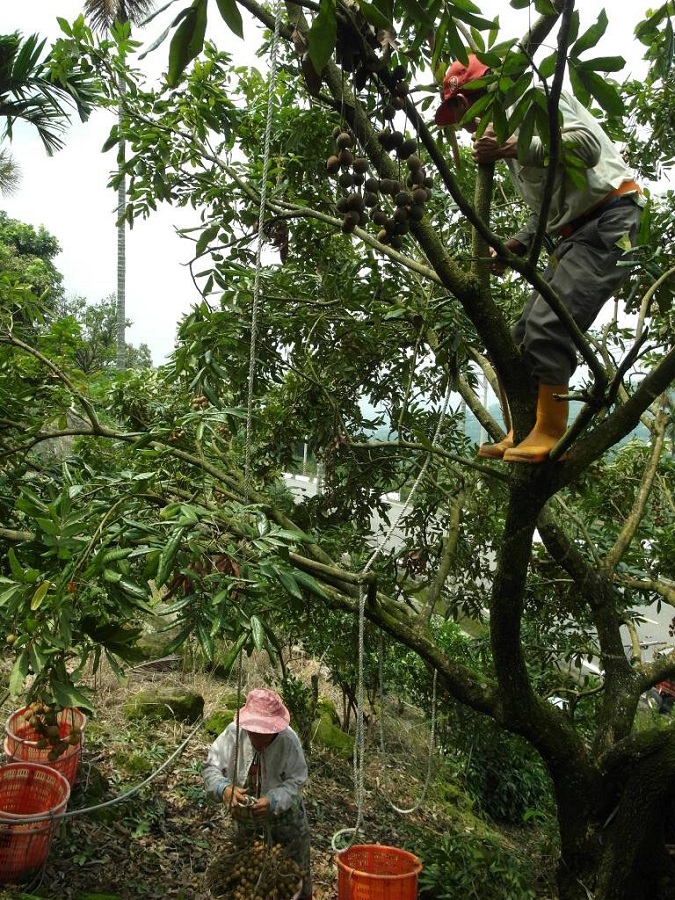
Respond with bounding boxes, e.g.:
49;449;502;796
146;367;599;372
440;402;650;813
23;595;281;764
512;199;643;387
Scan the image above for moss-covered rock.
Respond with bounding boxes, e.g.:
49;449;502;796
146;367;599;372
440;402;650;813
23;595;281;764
312;714;354;759
203;709;236;737
123;688;204;724
316;696;340;726
136;626;183;660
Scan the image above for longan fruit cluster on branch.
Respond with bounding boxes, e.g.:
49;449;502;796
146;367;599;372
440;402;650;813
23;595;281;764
207;837;304;900
326;120;433;248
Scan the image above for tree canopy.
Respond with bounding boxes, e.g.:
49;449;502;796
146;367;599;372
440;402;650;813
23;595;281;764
1;2;675;898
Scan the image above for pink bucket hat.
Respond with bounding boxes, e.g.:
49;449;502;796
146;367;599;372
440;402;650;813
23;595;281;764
237;689;290;734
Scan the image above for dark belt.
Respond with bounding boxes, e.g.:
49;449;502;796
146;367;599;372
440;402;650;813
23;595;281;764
557;194;639;240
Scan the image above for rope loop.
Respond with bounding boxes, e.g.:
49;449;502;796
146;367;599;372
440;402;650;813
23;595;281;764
330;380;452;847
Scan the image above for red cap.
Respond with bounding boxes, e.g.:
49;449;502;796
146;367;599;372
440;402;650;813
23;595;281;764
435;55;490;126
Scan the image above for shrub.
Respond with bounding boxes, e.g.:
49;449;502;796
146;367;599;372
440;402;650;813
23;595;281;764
414;828;536;900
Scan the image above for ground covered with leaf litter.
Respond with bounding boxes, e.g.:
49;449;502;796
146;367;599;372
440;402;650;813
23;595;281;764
0;663;556;899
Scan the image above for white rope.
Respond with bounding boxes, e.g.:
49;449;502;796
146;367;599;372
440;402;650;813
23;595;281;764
0;715;206;826
237;0;283;828
244;0;283;486
378;638;437;814
332;379;453;851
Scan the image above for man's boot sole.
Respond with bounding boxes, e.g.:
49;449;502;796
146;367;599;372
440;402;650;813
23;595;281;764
477;442;513;460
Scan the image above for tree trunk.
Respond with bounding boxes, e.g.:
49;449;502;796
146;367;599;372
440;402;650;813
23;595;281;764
555;730;675;900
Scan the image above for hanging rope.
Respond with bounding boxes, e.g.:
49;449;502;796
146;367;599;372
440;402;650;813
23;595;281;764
377;633;437;814
236;0;284;775
331;379;453;851
244;0;284;487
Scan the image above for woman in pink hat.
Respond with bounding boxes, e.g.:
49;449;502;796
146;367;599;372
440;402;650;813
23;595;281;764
203;688;312;898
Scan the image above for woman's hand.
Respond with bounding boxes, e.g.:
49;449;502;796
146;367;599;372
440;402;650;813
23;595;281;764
490;238;527;276
251;796;271;819
222;785;247;807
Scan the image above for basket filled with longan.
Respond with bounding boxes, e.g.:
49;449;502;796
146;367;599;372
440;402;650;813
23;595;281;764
4;704;86;787
206;836;303;899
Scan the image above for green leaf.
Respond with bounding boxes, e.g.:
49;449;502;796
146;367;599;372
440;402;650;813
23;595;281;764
196;222;219;257
533;0;556;13
219;632;248;676
574;56;626;74
202;378;220;407
103;548;134;563
215;0;243;38
30;581;51;611
8;548;24;581
197;622;215;660
0;584;22;607
28;642;47;676
355;0;392;30
250;615;265;651
168;0;208;87
274;567;304;600
156;526;185;587
570;67;625;116
9;651;29;697
101;127;120;153
103;569;123;584
570;9;608;56
293;569;329;599
50;680;94;713
118;579;152;607
308;0;337;75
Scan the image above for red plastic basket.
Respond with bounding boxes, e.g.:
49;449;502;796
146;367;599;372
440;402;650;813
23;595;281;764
336;844;422;900
5;708;86;787
0;762;70;883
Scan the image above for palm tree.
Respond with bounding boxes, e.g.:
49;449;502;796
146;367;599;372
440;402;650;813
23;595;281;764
83;0;155;372
0;31;96;155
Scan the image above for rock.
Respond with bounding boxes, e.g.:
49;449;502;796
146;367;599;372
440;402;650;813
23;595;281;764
312;713;354;759
316;697;341;726
136;627;183;660
123;688;204;724
203;709;236;737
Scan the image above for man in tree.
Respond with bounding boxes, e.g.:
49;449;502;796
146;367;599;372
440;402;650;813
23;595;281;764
435;54;645;463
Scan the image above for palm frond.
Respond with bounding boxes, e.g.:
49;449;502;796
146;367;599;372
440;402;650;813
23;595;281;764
0;30;100;154
84;0;157;32
0;146;20;196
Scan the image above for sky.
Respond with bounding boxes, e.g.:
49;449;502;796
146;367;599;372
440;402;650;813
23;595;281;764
0;0;260;364
0;1;655;364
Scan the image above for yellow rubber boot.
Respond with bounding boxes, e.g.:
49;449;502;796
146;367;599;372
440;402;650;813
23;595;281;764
477;430;514;459
503;385;568;464
477;373;513;460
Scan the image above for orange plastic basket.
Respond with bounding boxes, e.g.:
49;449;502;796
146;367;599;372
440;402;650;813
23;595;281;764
5;708;86;787
0;762;70;883
336;844;422;900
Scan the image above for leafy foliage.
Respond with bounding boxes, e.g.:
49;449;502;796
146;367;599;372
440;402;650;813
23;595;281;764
2;4;675;898
415;826;538;900
0;28;98;154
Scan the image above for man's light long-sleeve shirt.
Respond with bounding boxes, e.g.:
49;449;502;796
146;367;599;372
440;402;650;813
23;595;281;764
506;89;641;242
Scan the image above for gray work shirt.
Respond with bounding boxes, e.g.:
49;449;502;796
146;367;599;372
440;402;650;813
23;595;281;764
202;723;307;815
506;89;643;241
